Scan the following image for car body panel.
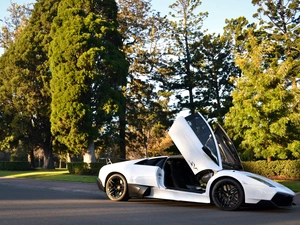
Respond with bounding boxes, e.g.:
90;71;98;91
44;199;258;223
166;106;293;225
206;170;295;204
98;158;295;206
148;186;211;204
168;115;222;174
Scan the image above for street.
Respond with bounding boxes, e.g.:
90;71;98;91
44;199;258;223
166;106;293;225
0;178;299;225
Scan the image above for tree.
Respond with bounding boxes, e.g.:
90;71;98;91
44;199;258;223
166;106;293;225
224;0;300;160
49;0;128;162
252;0;300;158
0;1;33;50
0;0;59;168
166;0;208;114
116;0;173;158
192;33;241;123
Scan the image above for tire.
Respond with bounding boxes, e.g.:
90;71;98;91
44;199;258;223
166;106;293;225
211;178;244;211
105;174;128;201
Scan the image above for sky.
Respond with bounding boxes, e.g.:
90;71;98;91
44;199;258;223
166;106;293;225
151;0;257;33
0;0;258;54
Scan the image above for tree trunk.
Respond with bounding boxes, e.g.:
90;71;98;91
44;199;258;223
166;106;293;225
119;113;126;160
43;136;55;169
29;149;35;168
67;152;71;163
119;94;127;160
83;139;96;163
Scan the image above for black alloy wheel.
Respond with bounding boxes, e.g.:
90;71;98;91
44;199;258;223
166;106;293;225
212;178;244;211
106;174;128;201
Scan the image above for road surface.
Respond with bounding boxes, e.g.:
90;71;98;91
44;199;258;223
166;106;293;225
0;178;299;225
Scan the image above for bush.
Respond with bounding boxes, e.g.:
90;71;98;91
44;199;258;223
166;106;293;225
68;160;300;179
243;160;300;179
0;161;31;170
67;162;106;175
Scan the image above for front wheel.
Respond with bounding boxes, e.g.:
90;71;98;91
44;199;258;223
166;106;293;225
105;174;128;201
211;178;244;211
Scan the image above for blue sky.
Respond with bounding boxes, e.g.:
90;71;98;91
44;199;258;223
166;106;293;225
151;0;257;33
0;0;258;54
1;0;257;32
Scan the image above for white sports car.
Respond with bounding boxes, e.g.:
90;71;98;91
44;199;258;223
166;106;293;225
97;113;295;210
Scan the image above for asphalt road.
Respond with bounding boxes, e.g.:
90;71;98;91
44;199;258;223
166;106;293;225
0;178;299;225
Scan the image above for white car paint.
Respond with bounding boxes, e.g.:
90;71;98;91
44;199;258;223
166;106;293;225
97;112;296;210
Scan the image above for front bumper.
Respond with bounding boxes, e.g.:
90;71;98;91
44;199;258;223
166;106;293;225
271;192;294;207
97;178;105;192
248;193;295;209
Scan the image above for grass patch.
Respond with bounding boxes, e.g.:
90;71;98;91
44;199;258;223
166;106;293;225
0;169;97;183
276;180;300;193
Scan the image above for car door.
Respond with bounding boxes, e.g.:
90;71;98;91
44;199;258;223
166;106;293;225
128;157;167;187
214;124;243;170
168;113;222;175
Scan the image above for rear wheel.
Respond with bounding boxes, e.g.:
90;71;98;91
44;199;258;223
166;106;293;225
105;174;128;201
212;178;244;211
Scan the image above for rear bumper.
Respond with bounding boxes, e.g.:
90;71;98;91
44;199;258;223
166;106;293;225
97;178;105;192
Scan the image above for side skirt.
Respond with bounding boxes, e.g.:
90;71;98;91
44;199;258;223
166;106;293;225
128;184;151;198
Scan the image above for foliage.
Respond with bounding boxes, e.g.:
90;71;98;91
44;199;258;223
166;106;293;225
1;0;299;163
0;161;31;170
243;160;300;179
67;162;106;175
0;1;33;49
117;0;173;158
0;0;59;169
192;33;241;122
158;0;240;124
224;0;300;160
165;0;208;114
49;0;128;158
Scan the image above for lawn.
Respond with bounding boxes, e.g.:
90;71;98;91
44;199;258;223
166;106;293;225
0;169;299;193
275;180;300;193
0;169;97;183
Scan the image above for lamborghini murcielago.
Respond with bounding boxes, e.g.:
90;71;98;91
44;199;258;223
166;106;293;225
97;113;295;210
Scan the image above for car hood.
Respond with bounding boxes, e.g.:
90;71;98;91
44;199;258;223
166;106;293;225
168;112;243;175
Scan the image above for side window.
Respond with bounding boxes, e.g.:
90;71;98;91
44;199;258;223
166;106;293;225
135;158;167;168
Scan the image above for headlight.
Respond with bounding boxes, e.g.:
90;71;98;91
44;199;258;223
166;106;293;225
248;176;275;187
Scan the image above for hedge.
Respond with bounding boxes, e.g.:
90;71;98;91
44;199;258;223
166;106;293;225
67;162;106;175
66;160;300;179
243;160;300;179
0;161;31;171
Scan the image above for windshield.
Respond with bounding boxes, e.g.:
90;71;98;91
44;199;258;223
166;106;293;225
185;114;219;165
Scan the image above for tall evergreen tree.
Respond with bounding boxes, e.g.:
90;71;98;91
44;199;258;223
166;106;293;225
167;0;208;114
192;33;241;122
224;0;300;160
0;0;59;168
252;0;300;158
49;0;128;161
116;0;173;158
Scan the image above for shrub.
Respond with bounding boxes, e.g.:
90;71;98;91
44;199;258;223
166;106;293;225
0;161;31;170
67;162;106;175
243;160;300;179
